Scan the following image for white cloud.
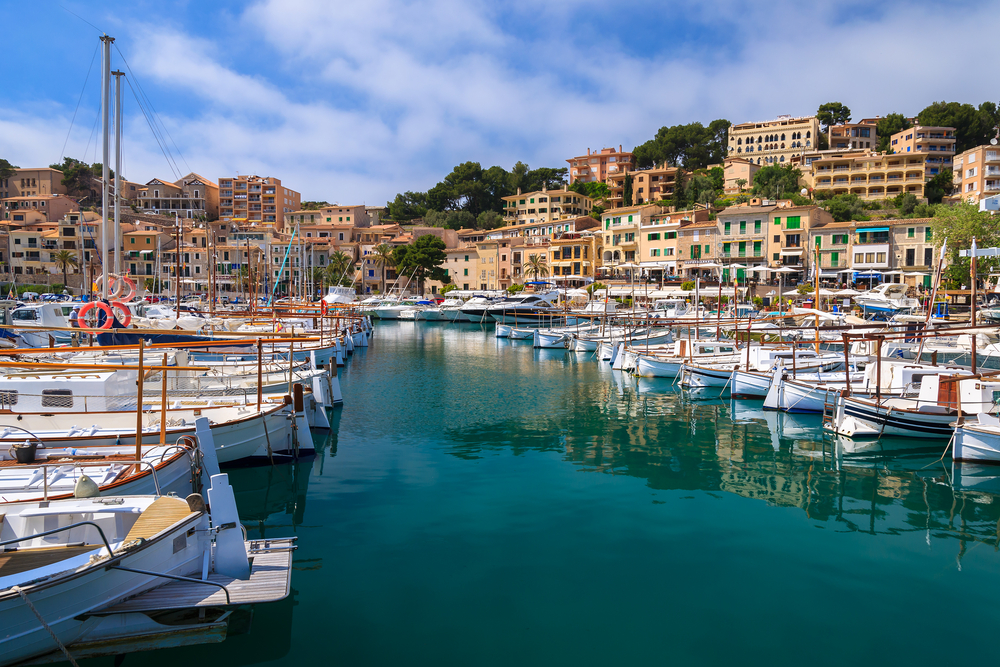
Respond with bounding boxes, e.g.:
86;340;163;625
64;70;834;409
2;0;997;207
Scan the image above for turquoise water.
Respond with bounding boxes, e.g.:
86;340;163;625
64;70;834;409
101;323;1000;666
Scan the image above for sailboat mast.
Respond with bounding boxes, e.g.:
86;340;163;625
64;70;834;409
100;35;114;300
113;70;123;279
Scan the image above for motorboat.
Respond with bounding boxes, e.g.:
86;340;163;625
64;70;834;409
853;283;920;316
11;303;74;347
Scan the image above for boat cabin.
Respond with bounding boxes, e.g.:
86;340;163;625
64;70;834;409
0;370;140;412
915;373;1000;415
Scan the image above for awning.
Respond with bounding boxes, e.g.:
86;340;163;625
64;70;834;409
818;270;842;277
140;250;155;256
857;227;889;233
779;249;803;255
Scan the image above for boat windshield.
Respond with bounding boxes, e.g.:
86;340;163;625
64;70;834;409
11;309;38;321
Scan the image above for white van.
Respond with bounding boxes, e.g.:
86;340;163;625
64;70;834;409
20;292;39;301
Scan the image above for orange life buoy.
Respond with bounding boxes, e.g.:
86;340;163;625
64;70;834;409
110;301;132;327
321;301;328;316
78;302;114;329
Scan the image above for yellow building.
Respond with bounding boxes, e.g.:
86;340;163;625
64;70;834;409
952;144;1000;203
549;231;601;279
727;115;821;166
501;186;594;225
606;164;680;208
804;151;933;200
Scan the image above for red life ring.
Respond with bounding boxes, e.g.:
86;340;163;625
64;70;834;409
78;302;114;329
321;301;328;316
111;301;132;327
117;276;137;302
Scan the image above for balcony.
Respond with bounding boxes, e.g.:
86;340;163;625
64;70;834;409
985;166;1000;176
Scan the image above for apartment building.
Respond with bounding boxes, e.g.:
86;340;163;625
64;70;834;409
676;219;720;279
475;238;521;291
769;201;833;271
804;151;933;200
952;144;1000;203
501;186;595;225
137;173;219;220
600;205;663;270
727;115;821;166
1;168;67;199
1;194;79;223
606;164;680;208
809;218;936;287
219;175;301;226
717;200;777;271
567;146;634;184
639;208;712;276
808;219;852;280
888;126;955;177
285;205;370;229
438;245;480;291
892;220;935;287
723;157;761;194
828;119;879;151
549;231;600;279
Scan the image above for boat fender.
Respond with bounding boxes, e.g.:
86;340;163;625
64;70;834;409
73;474;100;498
185;493;207;513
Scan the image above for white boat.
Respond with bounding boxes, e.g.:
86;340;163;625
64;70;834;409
423;298;464;321
11;303;74;347
954;413;1000;463
0;493;213;665
495;324;513;338
853;283;920;316
534;330;570;349
633;340;740;378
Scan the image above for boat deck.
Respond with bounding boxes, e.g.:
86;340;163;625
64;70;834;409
100;537;296;612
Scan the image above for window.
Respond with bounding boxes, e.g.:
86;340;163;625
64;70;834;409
739;221;746;234
41;389;73;408
815;236;822;247
704;245;710;255
724;222;731;235
876;252;886;263
855;253;863;263
753;240;761;256
925;248;933;266
754;220;761;234
774;217;781;226
649;248;660;257
907;228;915;238
906;248;915;265
463;268;468;276
786;216;801;229
925;228;932;242
647;233;660;241
130;237;135;244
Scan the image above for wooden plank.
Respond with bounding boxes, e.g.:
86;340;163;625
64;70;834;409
100;539;295;613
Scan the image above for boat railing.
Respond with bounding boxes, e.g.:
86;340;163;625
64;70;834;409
0;519;115;554
12;458;166;500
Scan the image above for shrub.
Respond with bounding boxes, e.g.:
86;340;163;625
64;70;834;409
681;280;695;290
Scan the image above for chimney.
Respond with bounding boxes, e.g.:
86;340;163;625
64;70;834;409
517;188;521;195
619;144;622;152
587;148;591;156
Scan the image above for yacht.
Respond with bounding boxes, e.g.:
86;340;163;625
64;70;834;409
853;283;920;316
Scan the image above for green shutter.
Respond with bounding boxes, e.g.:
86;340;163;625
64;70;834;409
774;217;781;226
754;220;761;234
786;216;801;229
628;215;633;222
739;221;746;234
753;240;761;255
723;242;731;255
831;251;839;264
925;228;932;242
724;221;731;235
704;244;709;255
815;236;822;247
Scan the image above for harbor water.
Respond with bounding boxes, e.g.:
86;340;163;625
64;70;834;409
116;322;1000;666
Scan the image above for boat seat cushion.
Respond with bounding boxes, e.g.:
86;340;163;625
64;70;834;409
124;496;197;542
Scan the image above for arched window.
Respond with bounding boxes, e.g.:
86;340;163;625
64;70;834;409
757;136;762;143
780;156;785;162
780;143;785;149
757;158;762;164
781;133;785;141
806;131;811;138
737;138;742;145
806;140;811;147
737;147;742;153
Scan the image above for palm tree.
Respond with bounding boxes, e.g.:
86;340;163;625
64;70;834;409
524;253;549;283
326;251;353;287
53;250;79;289
370;243;395;294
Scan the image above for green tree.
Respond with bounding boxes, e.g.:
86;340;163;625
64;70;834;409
623;173;634;207
751;164;802;198
391;235;449;294
735;178;747;193
568;180;611;201
476;210;503;230
875;113;911;152
633;119;730;169
444;210;476;230
441;283;457;295
49;157;108;204
387;191;428;221
370;243;395;295
932;202;1000;287
816;102;852;132
894;192;919;215
301;201;329;210
523;253;549;282
917;101;996;153
325;251;354;286
823;193;866;222
52;250;78;288
0;158;17;183
925;169;954;204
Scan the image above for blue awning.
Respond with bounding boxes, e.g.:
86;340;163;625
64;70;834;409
857;227;889;233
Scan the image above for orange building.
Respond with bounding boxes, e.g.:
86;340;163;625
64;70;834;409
567;146;634;184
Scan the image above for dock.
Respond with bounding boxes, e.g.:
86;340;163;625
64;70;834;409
100;537;297;613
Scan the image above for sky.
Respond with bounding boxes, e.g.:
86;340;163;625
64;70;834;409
1;0;996;206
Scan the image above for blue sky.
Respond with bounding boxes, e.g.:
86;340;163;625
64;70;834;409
1;0;996;205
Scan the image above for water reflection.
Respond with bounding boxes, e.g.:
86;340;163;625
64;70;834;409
439;355;1000;562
